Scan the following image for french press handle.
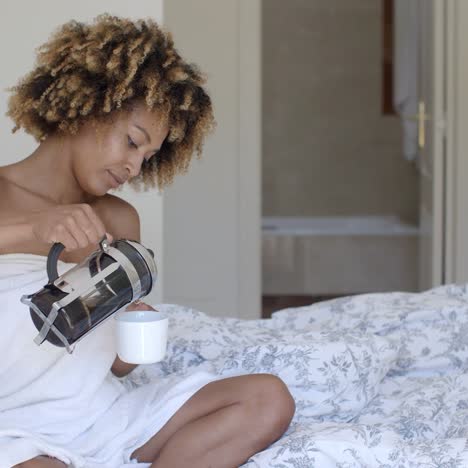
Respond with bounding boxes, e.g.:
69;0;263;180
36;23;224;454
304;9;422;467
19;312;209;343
46;235;110;283
46;242;66;283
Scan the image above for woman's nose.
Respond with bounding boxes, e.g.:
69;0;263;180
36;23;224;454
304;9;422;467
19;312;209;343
125;155;144;178
125;164;138;178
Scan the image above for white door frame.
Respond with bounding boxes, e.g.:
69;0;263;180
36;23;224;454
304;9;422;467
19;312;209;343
418;0;446;290
238;0;262;318
445;0;468;284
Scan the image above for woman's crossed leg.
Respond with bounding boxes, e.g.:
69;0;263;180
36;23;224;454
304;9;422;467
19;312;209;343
132;373;295;467
16;373;295;468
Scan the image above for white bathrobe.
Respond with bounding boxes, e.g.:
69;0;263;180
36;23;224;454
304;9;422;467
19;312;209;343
0;254;220;467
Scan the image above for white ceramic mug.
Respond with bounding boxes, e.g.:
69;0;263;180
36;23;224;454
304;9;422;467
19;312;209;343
114;310;168;364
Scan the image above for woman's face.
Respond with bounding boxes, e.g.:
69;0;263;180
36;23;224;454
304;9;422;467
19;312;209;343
70;102;169;196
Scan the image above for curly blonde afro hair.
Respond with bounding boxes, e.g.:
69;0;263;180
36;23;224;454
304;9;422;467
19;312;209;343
6;14;215;189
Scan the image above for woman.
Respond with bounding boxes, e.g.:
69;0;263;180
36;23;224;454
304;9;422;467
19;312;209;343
0;14;295;468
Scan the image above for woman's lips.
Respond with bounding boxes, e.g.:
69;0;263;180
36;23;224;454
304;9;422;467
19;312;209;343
107;170;123;188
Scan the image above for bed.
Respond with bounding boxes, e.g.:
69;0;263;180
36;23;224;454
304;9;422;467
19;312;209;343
125;284;468;467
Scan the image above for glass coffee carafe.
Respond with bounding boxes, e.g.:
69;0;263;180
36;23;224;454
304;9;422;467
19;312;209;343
21;236;157;353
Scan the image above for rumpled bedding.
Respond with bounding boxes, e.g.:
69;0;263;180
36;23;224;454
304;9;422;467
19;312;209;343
125;284;468;467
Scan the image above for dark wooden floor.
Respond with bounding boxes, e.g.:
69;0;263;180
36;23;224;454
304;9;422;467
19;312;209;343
262;295;345;319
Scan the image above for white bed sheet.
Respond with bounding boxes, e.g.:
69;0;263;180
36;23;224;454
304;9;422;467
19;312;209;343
125;284;468;467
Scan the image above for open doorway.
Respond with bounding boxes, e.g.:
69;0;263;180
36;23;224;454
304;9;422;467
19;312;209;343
261;1;432;318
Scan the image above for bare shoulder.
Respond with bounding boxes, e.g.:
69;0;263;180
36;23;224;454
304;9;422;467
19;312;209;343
92;194;141;242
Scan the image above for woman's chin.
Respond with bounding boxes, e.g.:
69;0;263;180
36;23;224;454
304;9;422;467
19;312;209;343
82;183;108;198
81;178;122;198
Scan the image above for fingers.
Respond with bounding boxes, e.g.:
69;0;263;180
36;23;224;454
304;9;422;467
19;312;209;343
79;204;107;241
71;208;100;245
61;204;112;251
53;224;79;251
63;215;90;250
34;203;115;253
126;301;157;311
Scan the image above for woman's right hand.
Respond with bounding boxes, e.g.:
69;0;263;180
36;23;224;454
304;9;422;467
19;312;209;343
30;204;113;251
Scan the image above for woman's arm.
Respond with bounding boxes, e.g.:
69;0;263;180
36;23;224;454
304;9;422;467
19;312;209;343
0;220;33;249
0;205;110;253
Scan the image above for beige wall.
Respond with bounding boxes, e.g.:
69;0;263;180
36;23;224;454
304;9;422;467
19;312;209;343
262;0;419;223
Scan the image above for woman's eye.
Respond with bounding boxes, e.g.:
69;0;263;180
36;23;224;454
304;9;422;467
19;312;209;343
145;151;159;162
127;136;138;149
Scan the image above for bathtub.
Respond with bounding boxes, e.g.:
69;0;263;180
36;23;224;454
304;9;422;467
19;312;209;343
262;216;419;295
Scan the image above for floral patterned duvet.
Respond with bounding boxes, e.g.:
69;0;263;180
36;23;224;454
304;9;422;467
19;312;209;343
127;284;468;467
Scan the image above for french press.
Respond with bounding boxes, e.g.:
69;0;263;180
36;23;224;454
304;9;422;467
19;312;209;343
21;236;157;353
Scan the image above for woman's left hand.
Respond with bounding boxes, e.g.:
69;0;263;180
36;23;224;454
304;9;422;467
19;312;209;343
111;300;159;378
125;300;158;312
